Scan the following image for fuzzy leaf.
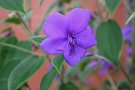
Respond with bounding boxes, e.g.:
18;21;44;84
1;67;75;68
40;68;57;90
0;0;25;14
105;0;120;15
8;56;45;90
51;55;64;73
96;20;123;65
59;82;79;90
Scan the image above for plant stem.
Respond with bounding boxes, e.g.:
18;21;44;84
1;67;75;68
123;0;133;14
0;42;37;55
131;15;135;90
28;0;32;28
119;60;132;84
16;12;32;37
46;55;51;63
16;12;40;46
46;55;65;83
96;0;103;19
61;64;65;83
128;0;135;89
58;0;64;14
25;83;32;90
107;73;118;90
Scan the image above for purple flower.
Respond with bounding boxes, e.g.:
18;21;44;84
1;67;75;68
102;60;112;68
122;25;132;56
1;31;12;37
40;8;96;66
85;52;94;56
87;60;99;68
87;60;113;75
48;65;59;80
99;60;113;75
127;47;132;56
122;25;132;43
122;25;132;36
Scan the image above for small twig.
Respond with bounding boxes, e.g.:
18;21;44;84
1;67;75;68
28;0;32;28
16;12;41;47
46;55;51;63
61;64;65;83
58;0;64;14
107;73;118;90
46;55;65;83
96;0;103;19
131;15;135;90
16;12;32;37
0;42;37;55
123;0;133;14
119;60;132;84
24;83;32;90
98;59;117;90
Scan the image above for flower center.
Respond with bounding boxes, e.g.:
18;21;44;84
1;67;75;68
68;32;78;47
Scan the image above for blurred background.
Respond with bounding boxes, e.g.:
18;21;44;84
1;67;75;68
0;0;133;90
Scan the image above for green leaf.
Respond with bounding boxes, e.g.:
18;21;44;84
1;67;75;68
117;79;131;90
51;55;64;73
63;0;71;3
0;36;33;90
39;0;46;7
105;0;120;15
34;2;58;35
0;0;25;14
126;12;135;25
59;82;79;90
79;57;92;71
8;56;45;90
65;67;79;80
0;36;18;68
99;81;111;90
40;68;57;90
31;35;46;45
79;59;98;81
23;11;32;22
96;20;123;65
13;41;33;60
5;18;21;24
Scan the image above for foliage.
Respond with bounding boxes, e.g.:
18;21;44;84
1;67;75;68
0;0;133;90
96;20;123;65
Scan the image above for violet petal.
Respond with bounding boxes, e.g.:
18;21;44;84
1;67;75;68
76;26;96;48
64;45;86;67
66;8;91;34
40;36;67;54
44;12;67;37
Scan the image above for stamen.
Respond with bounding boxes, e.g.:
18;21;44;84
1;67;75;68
68;32;78;47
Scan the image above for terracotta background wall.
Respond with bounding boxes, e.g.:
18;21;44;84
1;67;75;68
0;0;128;90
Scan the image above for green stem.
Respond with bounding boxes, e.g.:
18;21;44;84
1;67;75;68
94;54;113;65
0;42;37;55
131;15;135;90
16;12;40;46
46;55;65;83
16;12;32;37
46;55;51;63
119;60;132;84
107;73;118;90
25;83;32;90
61;64;65;83
123;0;133;14
96;0;103;19
28;0;32;28
58;0;64;14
